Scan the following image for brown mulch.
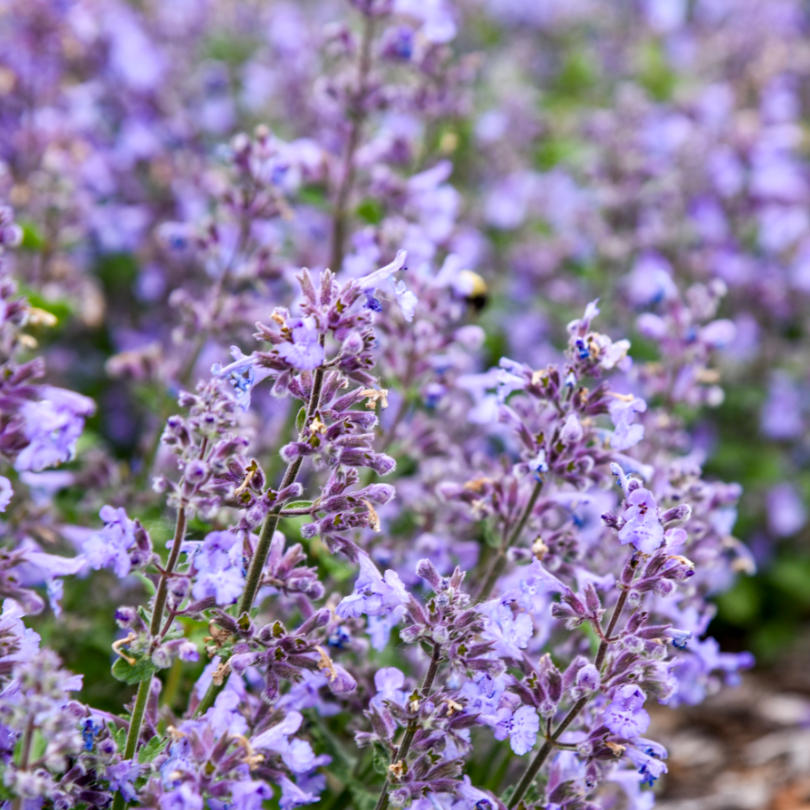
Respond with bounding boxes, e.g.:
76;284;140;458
649;641;810;810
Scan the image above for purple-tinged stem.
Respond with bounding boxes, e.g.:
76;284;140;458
373;644;442;810
11;718;34;810
329;11;375;275
476;478;544;602
506;566;635;809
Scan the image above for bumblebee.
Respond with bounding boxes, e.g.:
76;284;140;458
456;269;489;312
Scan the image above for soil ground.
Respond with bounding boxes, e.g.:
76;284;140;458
651;640;810;810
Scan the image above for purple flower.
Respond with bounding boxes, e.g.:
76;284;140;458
356;250;416;321
604;685;651;739
370;667;406;711
618;489;664;554
14;387;95;472
278;671;339;717
277;318;325;370
230;781;274;810
279;776;318;810
761;373;805;440
0;475;11;512
191;530;245;605
107;761;140;803
212;346;274;411
251;711;319;773
335;554;410;650
560;413;583;444
766;482;808;537
479;601;533;657
496;705;540;755
460;673;508;715
394;0;457;43
83;505;137;579
160;783;203;810
609;396;647;452
626;740;668;787
0;599;41;667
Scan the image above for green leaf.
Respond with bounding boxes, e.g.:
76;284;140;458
108;722;128;753
30;730;47;764
18;221;44;251
295;406;307;434
355;198;384;225
297;184;329;209
134;573;157;596
348;785;378;810
372;742;390;776
111;655;158;685
138;735;167;764
284;500;314;511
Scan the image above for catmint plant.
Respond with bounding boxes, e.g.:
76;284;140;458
0;0;787;809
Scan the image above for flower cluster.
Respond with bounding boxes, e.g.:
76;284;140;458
0;1;792;810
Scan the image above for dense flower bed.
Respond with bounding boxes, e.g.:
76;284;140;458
0;1;806;808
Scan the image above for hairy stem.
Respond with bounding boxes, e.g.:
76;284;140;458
11;718;34;810
373;644;442;810
110;677;151;810
110;506;188;809
150;507;187;639
195;364;327;717
238;365;325;615
329;12;375;274
476;478;544;602
507;578;634;809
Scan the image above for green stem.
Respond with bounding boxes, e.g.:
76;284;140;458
329;12;375;274
110;506;188;808
238;365;325;616
373;644;442;810
476;478;544;602
11;718;34;810
506;577;634;809
196;363;327;718
150;507;187;638
110;677;151;810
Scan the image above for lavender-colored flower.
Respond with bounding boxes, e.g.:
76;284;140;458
160;783;204;810
107;761;140;803
83;505;138;579
766;482;808;538
609;396;647;451
496;705;540;756
370;667;406;710
277;318;325;370
336;554;409;649
251;711;320;773
617;489;665;554
604;685;651;739
626;740;669;787
230;781;274;810
479;601;533;657
0;599;41;668
14;387;96;472
191;530;245;605
212;346;274;411
279;776;318;810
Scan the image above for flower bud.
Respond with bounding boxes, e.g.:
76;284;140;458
178;641;199;662
416;558;442;589
151;647;171;669
560;413;584;444
114;607;138;628
575;664;600;692
342;331;364;355
661;504;692;526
